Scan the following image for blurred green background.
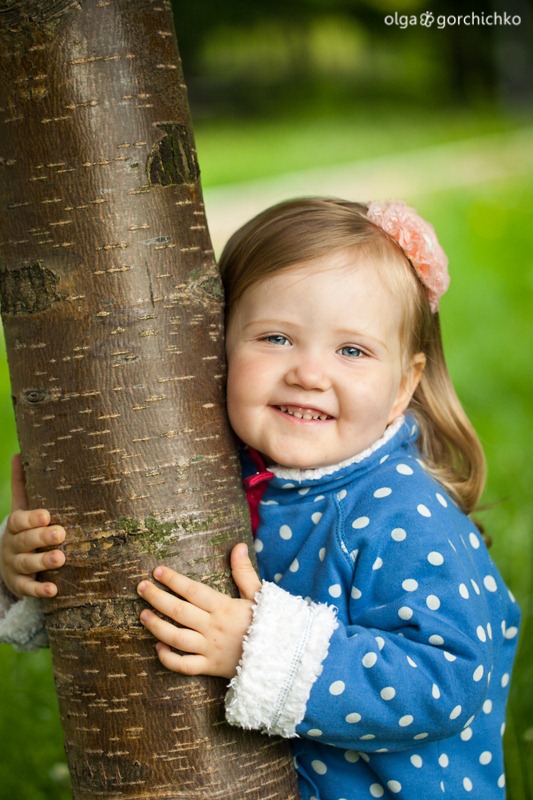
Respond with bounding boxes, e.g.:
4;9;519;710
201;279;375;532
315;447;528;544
1;0;532;797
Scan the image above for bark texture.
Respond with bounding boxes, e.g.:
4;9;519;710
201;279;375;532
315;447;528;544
0;2;299;798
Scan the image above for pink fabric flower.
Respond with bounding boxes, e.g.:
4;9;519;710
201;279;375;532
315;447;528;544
367;200;450;312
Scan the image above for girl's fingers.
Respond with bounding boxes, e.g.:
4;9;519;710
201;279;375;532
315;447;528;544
15;549;65;576
153;566;221;613
8;509;51;535
155;643;208;676
137;579;211;634
13;575;58;599
139;609;206;655
12;526;65;554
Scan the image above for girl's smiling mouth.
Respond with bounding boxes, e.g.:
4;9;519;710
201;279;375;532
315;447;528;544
275;405;333;421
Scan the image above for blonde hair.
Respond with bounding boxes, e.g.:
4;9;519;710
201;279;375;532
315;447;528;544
219;197;486;516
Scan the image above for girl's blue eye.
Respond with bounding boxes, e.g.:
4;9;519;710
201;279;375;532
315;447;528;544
264;334;291;346
340;345;364;359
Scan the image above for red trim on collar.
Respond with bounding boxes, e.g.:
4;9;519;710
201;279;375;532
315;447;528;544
243;449;273;535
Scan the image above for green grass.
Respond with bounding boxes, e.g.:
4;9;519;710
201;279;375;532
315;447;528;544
0;109;532;799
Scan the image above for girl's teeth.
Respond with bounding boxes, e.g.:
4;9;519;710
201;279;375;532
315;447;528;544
279;405;329;421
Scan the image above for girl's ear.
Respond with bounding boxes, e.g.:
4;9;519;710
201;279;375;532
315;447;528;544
388;352;426;423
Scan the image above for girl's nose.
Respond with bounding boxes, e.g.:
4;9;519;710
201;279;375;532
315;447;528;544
285;356;331;391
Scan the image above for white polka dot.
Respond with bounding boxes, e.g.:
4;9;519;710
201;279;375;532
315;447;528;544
444;651;457;662
450;705;462;720
469;532;480;549
391;527;407;541
298;487;310;496
459;583;470;599
501;673;510;688
279;525;292;540
345;712;361;723
337;489;347;501
396;463;414;475
375;637;385;651
314;495;325;502
483;575;498;593
471;579;481;595
344;750;360;763
428;551;444;566
312;512;323;525
464;715;476;728
308;728;322;737
438;754;449;768
282;483;295;489
429;634;444;646
426;594;441;610
387;781;402;794
504;626;518;640
360;733;376;741
463;777;473;792
362;652;378;668
289;558;299;572
483;700;493;714
432;683;441;699
461;728;473;741
274;573;282;583
351;586;362;599
410;754;423;768
254;538;264;553
398;606;413;620
440;781;445;793
486;623;493;639
370;784;385;797
329;680;345;696
399;715;414;727
372;557;383;570
413;732;429;740
311;759;327;775
352;516;370;529
497;774;505;788
380;687;396;700
417;504;431;517
402;579;419;592
407;656;418;668
479;751;492;765
476;625;487;642
473;665;484;682
329;584;342;598
436;493;448;507
374;487;392;498
318;547;326;561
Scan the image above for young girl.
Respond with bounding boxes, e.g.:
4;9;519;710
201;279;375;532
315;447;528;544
0;198;520;799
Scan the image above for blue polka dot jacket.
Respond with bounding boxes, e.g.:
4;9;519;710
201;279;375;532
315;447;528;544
226;415;520;800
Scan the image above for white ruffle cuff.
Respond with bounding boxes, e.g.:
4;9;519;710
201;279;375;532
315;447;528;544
225;581;338;737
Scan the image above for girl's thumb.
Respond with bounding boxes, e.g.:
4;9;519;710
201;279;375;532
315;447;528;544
10;454;28;513
230;543;261;600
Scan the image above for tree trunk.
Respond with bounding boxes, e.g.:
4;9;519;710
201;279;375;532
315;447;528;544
0;2;299;798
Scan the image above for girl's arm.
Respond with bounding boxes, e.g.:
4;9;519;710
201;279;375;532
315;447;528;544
0;455;66;650
138;526;518;753
0;455;66;599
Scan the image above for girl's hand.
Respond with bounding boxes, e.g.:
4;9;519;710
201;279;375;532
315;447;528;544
137;543;261;680
0;454;66;598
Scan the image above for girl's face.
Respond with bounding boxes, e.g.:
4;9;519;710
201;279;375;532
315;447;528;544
225;249;424;470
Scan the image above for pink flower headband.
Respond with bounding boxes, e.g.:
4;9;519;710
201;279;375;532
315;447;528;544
366;200;450;312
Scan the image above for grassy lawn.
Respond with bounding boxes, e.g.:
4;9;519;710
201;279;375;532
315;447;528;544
0;108;531;799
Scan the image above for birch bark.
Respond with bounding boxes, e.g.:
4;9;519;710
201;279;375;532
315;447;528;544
0;2;299;797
